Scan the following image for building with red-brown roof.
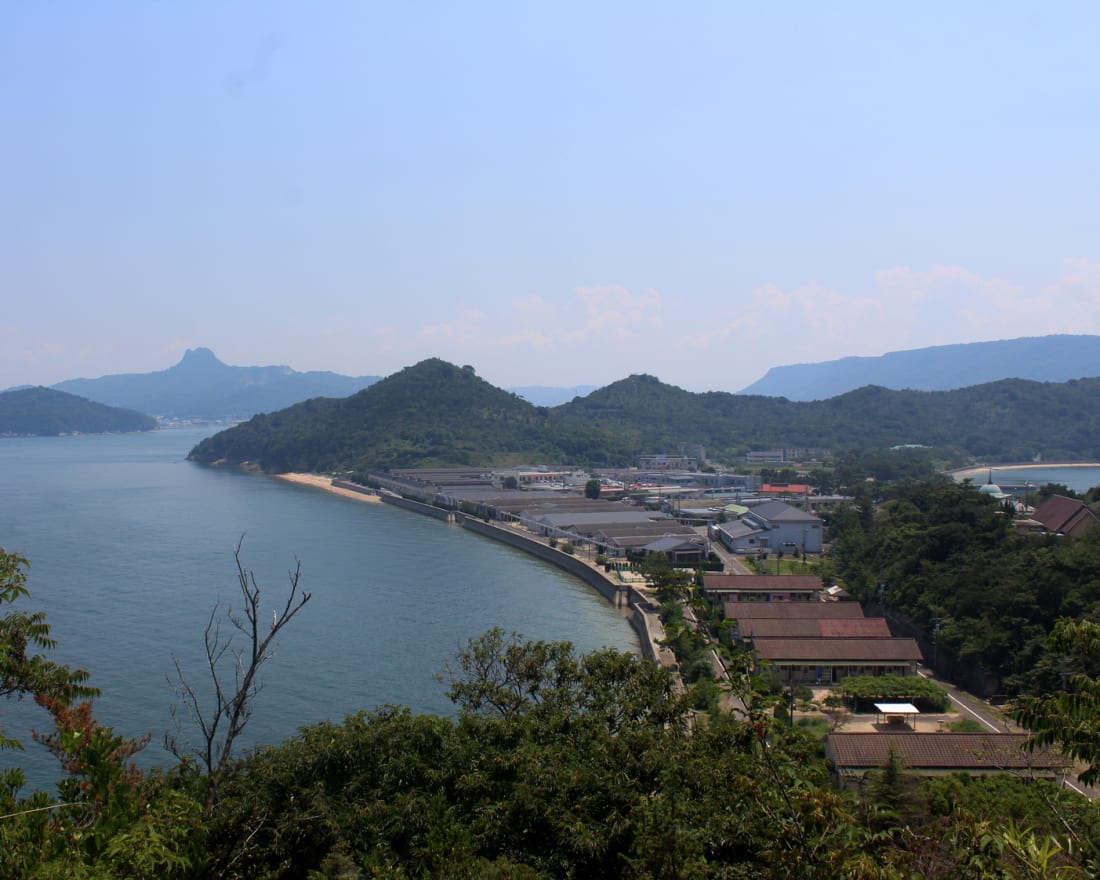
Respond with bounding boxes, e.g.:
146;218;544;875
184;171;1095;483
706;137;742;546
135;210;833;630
703;573;826;604
826;733;1069;786
753;637;923;683
1031;494;1100;538
738;617;891;640
721;601;865;621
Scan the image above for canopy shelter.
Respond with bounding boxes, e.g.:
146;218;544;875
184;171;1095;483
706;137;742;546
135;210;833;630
873;702;920;729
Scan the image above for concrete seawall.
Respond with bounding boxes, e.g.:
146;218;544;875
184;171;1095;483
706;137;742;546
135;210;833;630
330;477;674;666
457;514;627;605
380;493;455;522
456;514;675;667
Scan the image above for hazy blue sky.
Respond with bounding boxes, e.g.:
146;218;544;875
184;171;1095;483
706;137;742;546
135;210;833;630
3;3;1098;393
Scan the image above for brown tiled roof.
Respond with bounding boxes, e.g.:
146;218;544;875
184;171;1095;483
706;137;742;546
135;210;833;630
723;601;864;620
827;733;1068;771
740;618;891;639
1033;495;1100;536
819;619;892;638
753;638;923;662
704;573;823;592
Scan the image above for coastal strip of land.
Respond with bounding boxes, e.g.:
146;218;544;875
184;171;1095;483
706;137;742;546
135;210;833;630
273;472;382;502
950;461;1100;478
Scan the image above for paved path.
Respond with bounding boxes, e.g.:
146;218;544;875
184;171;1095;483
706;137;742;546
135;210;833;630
918;667;1100;800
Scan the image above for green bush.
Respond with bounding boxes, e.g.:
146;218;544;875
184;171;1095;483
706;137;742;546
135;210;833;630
946;718;986;732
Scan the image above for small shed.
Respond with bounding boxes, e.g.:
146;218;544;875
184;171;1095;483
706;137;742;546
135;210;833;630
873;702;919;729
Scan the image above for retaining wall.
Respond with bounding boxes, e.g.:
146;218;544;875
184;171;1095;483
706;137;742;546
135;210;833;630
330;481;671;665
381;493;455;522
456;513;628;605
331;479;382;499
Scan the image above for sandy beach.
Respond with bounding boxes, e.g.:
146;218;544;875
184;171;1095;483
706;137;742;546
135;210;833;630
274;472;382;503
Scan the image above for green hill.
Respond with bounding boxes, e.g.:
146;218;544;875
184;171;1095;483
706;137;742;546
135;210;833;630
188;360;565;473
0;387;157;436
187;359;1100;472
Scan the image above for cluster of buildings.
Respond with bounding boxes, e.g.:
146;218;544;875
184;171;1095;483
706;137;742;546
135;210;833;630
358;460;1083;792
702;574;923;685
699;573;1072;788
368;462;842;565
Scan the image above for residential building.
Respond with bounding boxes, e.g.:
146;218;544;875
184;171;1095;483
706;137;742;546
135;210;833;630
711;499;823;554
1030;494;1100;538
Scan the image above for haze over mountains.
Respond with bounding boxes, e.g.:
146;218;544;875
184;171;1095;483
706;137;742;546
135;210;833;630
51;348;382;421
737;335;1100;400
16;334;1100;426
39;348;596;419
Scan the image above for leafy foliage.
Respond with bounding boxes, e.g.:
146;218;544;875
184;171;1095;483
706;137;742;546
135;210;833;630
0;550;205;878
206;631;904;879
5;544;1100;877
834;676;949;711
1;551;99;750
1011;619;1100;786
826;479;1100;693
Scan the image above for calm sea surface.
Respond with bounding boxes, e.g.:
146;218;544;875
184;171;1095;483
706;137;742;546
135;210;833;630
0;428;637;790
951;464;1100;494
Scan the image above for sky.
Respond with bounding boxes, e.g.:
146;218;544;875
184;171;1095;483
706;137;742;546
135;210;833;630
3;2;1099;394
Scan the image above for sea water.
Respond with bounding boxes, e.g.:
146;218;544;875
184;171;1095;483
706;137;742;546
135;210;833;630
0;428;638;790
952;464;1100;495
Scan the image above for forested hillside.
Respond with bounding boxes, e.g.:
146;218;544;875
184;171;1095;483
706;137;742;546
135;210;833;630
188;358;1100;472
0;387;156;436
824;478;1100;695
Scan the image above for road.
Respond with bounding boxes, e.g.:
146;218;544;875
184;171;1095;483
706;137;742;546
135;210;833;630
919;666;1099;800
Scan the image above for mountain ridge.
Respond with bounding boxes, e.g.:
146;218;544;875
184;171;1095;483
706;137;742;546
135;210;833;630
51;348;383;421
188;358;1100;473
737;334;1100;400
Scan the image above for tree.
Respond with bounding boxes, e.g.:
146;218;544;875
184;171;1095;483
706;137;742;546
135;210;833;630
584;478;601;499
167;540;311;806
0;550;205;878
1011;618;1100;786
1;549;99;752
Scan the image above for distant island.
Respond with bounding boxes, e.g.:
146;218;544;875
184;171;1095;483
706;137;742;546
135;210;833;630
50;347;383;422
188;357;1100;473
738;334;1100;400
0;387;157;436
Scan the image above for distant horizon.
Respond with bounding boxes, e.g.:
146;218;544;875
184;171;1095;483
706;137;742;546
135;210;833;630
10;332;1100;400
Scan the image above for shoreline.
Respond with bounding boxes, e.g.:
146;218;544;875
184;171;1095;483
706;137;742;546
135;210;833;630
950;461;1100;476
274;472;383;502
950;462;1100;484
268;472;669;664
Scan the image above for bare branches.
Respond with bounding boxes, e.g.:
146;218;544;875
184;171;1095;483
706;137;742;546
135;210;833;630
167;539;310;807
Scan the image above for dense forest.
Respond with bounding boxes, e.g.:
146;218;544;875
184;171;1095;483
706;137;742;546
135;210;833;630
187;359;1100;473
0;387;157;436
821;478;1100;696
